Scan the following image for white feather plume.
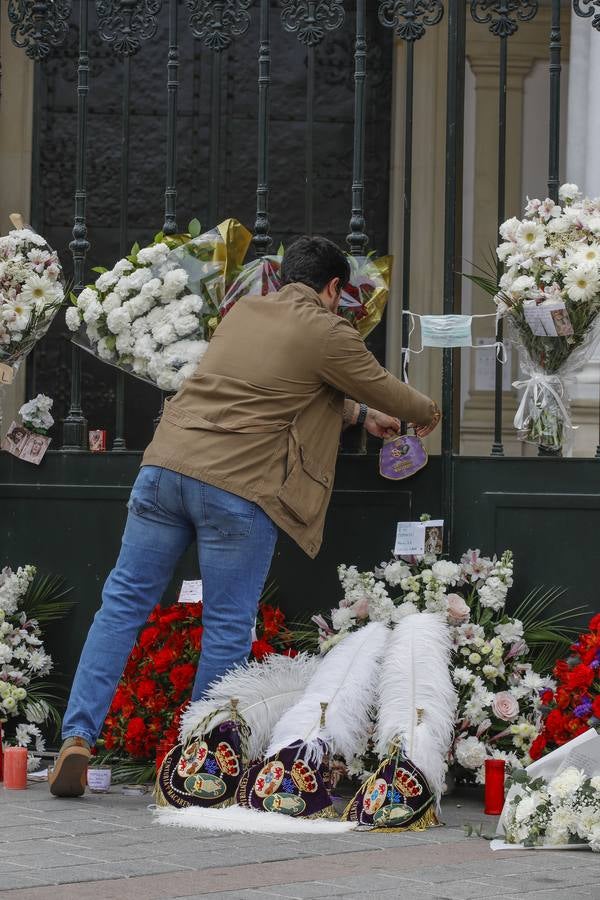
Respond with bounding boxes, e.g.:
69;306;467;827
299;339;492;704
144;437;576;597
180;652;319;761
375;612;456;804
154;804;354;834
267;622;389;767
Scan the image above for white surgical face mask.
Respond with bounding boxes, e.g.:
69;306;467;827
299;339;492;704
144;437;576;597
420;314;473;348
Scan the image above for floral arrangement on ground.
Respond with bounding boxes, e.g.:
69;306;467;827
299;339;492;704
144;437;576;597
528;613;600;762
298;525;582;787
98;588;298;782
503;765;600;849
0;565;72;767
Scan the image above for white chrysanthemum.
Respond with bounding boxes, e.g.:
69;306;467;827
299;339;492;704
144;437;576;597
172;313;200;338
106;306;131;335
516;221;546;255
113;258;134;276
331;606;356;632
95;271;119;293
499;216;520;242
137;243;170;266
162;268;189;298
431;560;461;585
152;320;177;345
102;292;122;314
455;735;487;770
382;560;411;587
65;306;81;331
548;767;586;802
452;666;475;686
559;183;581;203
564;264;600;303
82;299;103;326
508;275;537;298
494;620;524;643
97;337;116;361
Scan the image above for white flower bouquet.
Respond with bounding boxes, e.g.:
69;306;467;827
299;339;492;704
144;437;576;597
0;566;64;766
19;393;54;434
0;224;65;378
470;184;600;452
65;218;251;391
503;765;600;849
305;540;563;784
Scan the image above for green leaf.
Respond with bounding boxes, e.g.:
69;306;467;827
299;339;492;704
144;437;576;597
91;266;108;274
277;243;285;256
153;231;165;244
130;241;140;257
21;573;74;625
69;291;79;306
188;218;201;238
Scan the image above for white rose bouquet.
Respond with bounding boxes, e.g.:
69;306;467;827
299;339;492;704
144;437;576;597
504;766;600;849
0;224;65;377
301;533;578;783
0;565;69;767
469;184;600;452
18;394;54;434
65;218;251;391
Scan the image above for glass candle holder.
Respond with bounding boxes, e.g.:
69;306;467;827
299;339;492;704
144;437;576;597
87;766;112;793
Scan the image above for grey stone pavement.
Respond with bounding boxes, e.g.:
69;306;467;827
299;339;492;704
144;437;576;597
1;782;599;900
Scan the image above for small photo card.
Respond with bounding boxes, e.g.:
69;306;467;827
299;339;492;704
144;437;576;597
524;300;573;338
178;579;203;604
0;363;14;385
394;519;444;557
1;421;51;465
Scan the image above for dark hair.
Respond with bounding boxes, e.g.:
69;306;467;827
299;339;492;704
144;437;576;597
280;236;350;294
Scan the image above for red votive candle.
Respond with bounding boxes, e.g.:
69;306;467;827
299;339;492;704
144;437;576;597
0;722;4;782
484;758;505;814
3;747;28;790
156;741;171;772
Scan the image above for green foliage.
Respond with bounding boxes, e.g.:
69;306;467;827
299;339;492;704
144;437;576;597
92;748;156;784
22;573;74;625
289;618;320;654
513;586;587;673
91;266;108;274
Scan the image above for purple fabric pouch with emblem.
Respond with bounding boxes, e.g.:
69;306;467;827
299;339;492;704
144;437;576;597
379;434;428;480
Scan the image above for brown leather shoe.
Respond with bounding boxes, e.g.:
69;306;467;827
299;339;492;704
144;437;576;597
49;737;91;797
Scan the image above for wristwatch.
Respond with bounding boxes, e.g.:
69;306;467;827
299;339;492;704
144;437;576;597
356;403;368;427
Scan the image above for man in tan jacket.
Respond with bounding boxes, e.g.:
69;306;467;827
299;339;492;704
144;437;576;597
51;236;439;796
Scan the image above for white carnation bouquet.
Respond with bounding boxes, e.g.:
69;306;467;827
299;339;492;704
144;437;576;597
303;534;578;784
0;224;65;377
504;766;600;849
469;183;600;452
66;218;251;391
0;566;67;767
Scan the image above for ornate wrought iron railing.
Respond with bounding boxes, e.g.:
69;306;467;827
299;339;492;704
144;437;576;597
6;0;600;490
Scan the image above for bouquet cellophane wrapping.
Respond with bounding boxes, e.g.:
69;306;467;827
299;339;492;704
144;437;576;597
340;255;392;338
510;316;600;454
220;255;282;317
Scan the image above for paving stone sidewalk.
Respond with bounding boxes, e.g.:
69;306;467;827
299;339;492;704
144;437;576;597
1;782;599;899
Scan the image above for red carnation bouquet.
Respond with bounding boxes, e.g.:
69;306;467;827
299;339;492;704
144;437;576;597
99;594;296;772
529;612;600;761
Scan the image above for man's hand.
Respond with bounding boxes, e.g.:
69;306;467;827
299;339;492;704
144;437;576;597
365;408;401;439
410;401;441;439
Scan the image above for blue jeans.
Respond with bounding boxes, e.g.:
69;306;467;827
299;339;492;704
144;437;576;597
62;466;278;745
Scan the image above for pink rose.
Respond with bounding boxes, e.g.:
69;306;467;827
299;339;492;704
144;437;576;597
447;593;470;625
350;597;370;620
492;691;519;722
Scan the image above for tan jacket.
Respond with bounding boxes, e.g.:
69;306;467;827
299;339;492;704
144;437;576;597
142;283;435;558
